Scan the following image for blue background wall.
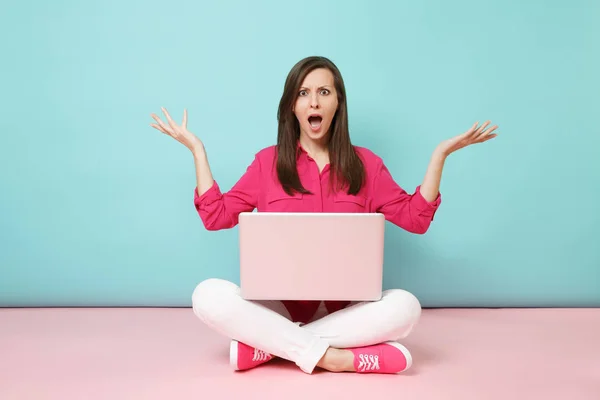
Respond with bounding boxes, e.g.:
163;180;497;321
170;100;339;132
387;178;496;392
1;0;599;307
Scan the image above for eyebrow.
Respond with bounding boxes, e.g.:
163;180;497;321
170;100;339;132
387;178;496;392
299;85;332;90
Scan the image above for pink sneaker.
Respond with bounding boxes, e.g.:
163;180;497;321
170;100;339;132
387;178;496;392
349;341;412;374
229;340;273;371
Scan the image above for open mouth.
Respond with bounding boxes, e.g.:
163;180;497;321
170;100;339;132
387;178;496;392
308;115;323;131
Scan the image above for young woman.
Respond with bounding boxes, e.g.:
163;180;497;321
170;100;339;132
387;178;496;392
150;56;498;375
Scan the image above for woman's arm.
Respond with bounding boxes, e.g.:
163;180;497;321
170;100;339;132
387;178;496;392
192;144;215;197
372;121;498;234
151;107;259;230
372;162;441;235
420;120;498;202
419;149;446;202
151;107;215;195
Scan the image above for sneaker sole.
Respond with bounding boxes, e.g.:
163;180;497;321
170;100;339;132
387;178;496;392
384;341;413;372
229;340;239;371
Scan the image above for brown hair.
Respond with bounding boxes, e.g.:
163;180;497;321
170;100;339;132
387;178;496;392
276;56;365;196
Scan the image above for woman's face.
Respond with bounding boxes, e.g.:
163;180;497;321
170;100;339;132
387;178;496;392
293;68;338;143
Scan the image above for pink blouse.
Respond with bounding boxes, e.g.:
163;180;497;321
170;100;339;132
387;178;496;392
195;145;441;232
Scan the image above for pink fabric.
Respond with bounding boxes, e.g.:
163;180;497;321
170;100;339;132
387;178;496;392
194;144;441;231
193;144;442;323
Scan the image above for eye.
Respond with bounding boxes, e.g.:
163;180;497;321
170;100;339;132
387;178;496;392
298;90;308;96
320;89;330;95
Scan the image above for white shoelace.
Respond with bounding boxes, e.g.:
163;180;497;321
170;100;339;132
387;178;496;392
252;348;271;362
357;354;380;371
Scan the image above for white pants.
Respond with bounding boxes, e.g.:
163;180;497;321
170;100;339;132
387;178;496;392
192;278;421;374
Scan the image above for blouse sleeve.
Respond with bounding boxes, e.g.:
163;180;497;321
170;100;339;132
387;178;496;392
371;160;441;234
193;154;262;230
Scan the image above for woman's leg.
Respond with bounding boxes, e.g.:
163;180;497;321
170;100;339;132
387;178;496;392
191;278;329;374
193;280;421;374
302;289;422;372
304;289;422;347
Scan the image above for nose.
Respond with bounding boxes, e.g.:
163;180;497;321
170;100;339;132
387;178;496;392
310;93;320;108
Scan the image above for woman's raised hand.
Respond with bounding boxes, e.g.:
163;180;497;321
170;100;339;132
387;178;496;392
150;107;203;152
437;121;498;157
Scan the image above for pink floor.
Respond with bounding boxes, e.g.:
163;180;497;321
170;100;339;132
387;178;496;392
1;308;599;399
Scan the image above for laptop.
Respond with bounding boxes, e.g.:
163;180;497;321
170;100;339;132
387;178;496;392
238;212;385;301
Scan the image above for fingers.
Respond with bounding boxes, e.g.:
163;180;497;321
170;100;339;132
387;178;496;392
476;124;498;142
467;120;498;143
473;120;490;136
150;123;169;135
464;121;485;139
150;113;172;134
483;124;498;137
182;108;188;129
463;121;479;138
162;107;178;131
477;133;497;144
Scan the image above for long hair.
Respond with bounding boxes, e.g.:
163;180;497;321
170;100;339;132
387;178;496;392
276;56;365;196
